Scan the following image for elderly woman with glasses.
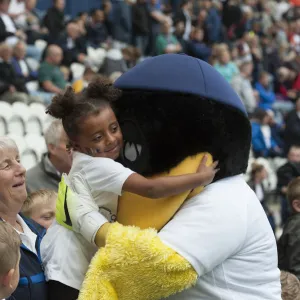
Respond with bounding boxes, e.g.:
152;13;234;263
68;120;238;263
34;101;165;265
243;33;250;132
0;137;47;300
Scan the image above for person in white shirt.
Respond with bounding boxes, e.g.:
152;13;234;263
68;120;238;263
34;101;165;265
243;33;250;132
41;81;218;300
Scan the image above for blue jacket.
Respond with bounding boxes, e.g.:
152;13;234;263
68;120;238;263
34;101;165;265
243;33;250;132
11;215;48;300
205;8;222;43
254;82;276;110
11;57;38;81
251;121;278;157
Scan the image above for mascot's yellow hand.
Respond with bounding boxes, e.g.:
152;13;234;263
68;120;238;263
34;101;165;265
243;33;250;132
79;222;198;300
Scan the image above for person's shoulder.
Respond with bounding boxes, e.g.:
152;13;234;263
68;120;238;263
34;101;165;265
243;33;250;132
282;214;300;235
277;162;292;173
191;176;252;207
26;161;43;177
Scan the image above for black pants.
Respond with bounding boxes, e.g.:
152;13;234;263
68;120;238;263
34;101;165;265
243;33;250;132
48;280;79;300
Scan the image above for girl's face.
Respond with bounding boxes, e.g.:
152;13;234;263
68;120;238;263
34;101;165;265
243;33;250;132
75;107;123;160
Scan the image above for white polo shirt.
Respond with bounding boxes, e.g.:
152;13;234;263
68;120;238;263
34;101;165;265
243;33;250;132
16;215;37;255
41;152;134;290
159;175;281;300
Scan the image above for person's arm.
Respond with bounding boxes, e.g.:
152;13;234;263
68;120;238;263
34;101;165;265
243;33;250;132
123;156;217;199
79;184;246;300
150;10;168;23
41;80;63;94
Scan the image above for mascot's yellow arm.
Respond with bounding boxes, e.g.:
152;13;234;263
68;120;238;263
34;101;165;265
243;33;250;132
79;222;198;300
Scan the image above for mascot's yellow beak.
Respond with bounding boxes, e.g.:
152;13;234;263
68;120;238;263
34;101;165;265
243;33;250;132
117;152;213;231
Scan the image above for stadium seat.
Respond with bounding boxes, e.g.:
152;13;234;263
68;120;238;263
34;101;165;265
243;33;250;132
21;149;39;170
70;63;85;79
26;102;47;135
29;102;46;117
87;47;107;69
26;57;40;72
24;133;46;159
26;81;39;92
7;134;27;154
35;39;47;52
12;102;30;120
0;102;13;134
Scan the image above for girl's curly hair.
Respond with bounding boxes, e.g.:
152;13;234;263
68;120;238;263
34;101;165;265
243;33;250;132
46;79;122;141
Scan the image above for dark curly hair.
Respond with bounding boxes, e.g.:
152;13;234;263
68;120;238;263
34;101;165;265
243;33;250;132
46;80;122;141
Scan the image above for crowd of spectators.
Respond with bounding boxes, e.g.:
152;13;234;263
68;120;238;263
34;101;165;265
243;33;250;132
2;0;300;298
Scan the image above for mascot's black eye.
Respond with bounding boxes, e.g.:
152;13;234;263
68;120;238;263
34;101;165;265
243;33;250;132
118;118;149;174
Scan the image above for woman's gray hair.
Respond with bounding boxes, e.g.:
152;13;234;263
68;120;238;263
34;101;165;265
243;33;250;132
0;137;18;153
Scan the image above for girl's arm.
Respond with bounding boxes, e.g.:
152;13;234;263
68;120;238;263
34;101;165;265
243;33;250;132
123;155;218;199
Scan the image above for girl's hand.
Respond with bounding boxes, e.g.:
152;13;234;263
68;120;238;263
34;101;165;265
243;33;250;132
196;155;219;186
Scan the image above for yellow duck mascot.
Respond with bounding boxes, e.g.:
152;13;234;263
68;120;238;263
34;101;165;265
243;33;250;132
56;54;281;299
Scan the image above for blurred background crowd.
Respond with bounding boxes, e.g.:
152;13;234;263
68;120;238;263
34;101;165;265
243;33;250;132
1;0;300;297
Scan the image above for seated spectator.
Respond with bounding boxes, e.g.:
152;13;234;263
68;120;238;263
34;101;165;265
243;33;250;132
188;27;212;62
0;137;48;300
0;0;41;61
280;271;300;300
231;61;257;114
72;67;97;93
38;45;66;102
284;96;300;152
173;0;192;41
24;0;49;44
255;71;276;110
0;222;21;300
99;46;140;77
56;22;87;67
0;43;40;104
26;120;72;193
11;41;37;82
132;0;150;56
277;66;300;102
155;20;182;55
173;20;187;52
247;162;275;231
75;12;88;36
278;177;300;280
214;49;239;83
267;109;285;150
251;108;283;158
21;190;57;230
42;0;65;43
277;145;300;224
86;9;108;49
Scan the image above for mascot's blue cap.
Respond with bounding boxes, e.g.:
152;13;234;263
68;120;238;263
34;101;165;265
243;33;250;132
115;54;247;116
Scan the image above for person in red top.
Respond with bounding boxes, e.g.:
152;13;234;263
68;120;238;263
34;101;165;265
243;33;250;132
277;66;300;101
